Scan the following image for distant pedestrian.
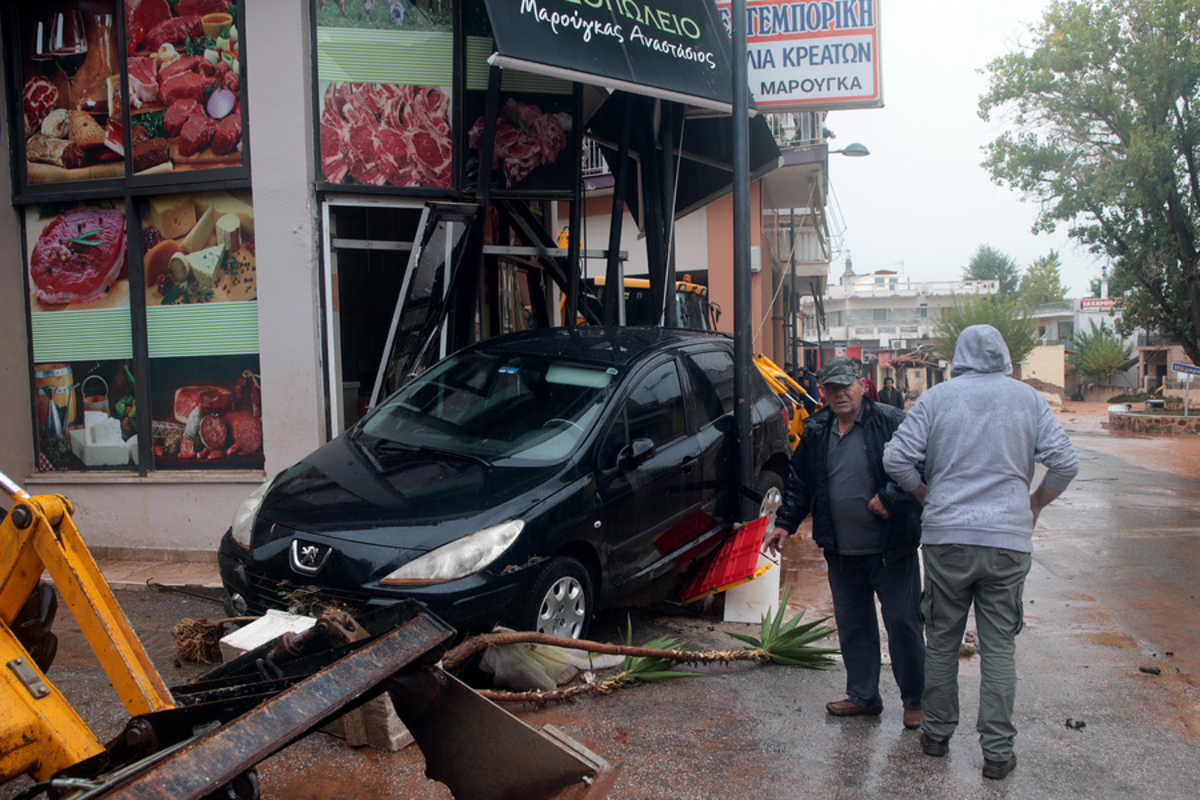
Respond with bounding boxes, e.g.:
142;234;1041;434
882;324;1079;781
765;357;925;730
879;377;905;409
862;375;880;402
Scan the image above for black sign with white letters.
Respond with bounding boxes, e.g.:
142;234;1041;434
483;0;737;108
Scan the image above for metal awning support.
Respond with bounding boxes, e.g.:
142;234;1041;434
732;0;754;521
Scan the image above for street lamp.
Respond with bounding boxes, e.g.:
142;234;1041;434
830;142;870;157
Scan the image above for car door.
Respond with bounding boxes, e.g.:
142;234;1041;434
680;347;739;539
592;355;704;591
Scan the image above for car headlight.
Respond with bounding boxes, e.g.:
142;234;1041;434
229;480;272;549
380;520;524;585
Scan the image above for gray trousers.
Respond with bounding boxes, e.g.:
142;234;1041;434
921;543;1032;761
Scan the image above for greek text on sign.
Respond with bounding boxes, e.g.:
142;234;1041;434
1172;362;1200;375
717;0;882;111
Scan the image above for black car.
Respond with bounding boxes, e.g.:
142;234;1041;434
218;327;792;638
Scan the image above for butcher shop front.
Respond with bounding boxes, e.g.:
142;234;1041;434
0;0;779;556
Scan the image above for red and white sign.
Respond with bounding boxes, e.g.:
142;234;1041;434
717;0;883;111
1080;297;1121;311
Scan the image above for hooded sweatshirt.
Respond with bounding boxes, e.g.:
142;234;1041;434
882;324;1079;552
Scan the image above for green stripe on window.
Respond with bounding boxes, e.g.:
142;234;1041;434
465;36;576;95
147;302;259;358
317;28;453;84
32;309;133;361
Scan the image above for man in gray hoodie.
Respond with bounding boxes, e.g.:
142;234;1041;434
882;324;1078;780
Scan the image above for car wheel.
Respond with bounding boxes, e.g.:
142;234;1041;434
524;556;593;639
755;471;785;528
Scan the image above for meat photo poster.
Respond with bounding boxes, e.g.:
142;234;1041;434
141;189;256;306
124;0;245;176
18;0;125;184
464;91;576;195
149;355;265;469
34;358;140;471
315;0;453;188
25;200;130;313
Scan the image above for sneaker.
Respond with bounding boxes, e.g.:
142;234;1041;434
983;755;1017;780
920;732;949;757
826;699;883;717
903;703;922;730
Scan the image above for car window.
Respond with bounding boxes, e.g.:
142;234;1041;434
362;350;618;463
626;360;687;445
683;349;735;426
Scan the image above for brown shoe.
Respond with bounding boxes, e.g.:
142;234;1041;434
826;699;883;717
903;703;922;730
983;755;1017;780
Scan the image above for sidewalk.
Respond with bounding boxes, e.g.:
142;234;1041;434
96;557;222;591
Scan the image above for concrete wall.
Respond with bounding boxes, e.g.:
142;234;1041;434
1;0;324;557
1021;344;1066;389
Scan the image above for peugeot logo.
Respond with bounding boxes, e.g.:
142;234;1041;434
290;540;332;574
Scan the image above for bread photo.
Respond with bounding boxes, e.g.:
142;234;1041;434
69;110;106;148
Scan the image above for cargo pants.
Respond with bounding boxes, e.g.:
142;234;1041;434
920;543;1032;761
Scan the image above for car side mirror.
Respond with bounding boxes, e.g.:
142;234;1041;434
619;438;656;470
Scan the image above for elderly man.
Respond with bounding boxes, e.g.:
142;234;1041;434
765;357;925;729
883;325;1079;780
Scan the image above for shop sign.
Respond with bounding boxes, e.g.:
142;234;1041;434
1080;297;1120;311
715;0;883;111
483;0;737;111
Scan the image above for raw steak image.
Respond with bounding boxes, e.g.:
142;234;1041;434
164;98;204;137
23;77;59;132
179;113;217;156
212;113;242;155
467;98;571;188
29;208;127;306
320;83;452;188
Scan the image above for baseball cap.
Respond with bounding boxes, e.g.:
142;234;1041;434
818;357;860;387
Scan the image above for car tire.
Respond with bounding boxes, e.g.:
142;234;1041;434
755;470;785;528
523;556;593;639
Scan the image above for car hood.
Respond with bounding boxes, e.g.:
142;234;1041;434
257;435;568;549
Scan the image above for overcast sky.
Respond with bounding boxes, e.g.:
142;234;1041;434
823;1;1103;297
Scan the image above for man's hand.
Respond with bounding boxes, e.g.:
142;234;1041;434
867;494;889;519
1030;479;1065;528
911;483;928;506
764;527;790;558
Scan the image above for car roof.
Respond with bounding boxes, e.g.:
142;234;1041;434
464;326;733;369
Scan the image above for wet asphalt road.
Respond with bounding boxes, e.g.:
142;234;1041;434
4;406;1199;799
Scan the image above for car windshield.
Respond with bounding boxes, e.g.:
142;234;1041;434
361;350;618;463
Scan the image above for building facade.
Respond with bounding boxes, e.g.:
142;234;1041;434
0;1;833;557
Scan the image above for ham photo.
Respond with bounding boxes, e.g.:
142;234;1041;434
150;356;265;469
123;0;244;174
19;2;125;184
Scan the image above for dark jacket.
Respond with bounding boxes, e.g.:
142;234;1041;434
775;396;922;562
879;386;905;409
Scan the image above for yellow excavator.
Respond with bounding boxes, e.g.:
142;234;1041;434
1;470;615;800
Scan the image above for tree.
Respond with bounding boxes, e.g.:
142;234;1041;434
1069;319;1134;385
980;0;1200;365
962;244;1020;295
931;294;1039;366
1019;250;1069;306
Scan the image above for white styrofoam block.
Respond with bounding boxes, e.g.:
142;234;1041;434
723;554;781;624
219;608;316;663
69;426;131;466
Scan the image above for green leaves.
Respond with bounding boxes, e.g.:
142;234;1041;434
980;0;1200;365
1069;318;1134;382
619;616;701;681
725;586;839;669
931;293;1039;365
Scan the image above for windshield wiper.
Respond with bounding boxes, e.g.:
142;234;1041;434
373;440;490;466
